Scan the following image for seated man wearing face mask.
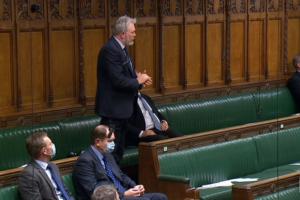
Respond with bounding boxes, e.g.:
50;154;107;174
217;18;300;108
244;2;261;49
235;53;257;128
73;125;168;200
18;132;74;200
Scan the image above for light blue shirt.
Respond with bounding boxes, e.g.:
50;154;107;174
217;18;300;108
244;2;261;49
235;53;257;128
91;145;105;169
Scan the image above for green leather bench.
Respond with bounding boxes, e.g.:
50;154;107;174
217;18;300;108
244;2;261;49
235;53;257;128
161;87;297;135
157;126;300;200
0;115;138;171
256;187;300;200
0;174;75;200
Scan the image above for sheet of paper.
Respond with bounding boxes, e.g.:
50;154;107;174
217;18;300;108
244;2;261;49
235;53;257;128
290;163;300;166
198;178;258;189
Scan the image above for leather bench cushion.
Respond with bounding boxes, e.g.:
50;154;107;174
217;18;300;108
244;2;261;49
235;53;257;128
159;137;258;187
254;126;300;171
62;173;76;199
120;147;138;167
57;115;101;158
254;87;297;121
199;187;232;200
0;123;60;170
256;187;300;200
0;185;19;200
163;93;257;134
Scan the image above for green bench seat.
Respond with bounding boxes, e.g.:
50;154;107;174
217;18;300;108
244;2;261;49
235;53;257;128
256;187;300;200
158;126;300;200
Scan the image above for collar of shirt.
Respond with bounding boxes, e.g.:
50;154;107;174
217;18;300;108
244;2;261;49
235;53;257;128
91;145;105;168
35;159;48;170
113;36;125;50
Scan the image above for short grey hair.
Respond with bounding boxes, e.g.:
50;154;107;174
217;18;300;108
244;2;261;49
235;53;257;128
112;15;136;36
293;55;300;68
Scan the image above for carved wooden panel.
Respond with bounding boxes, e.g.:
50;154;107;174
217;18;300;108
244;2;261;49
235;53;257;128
51;30;77;104
50;0;74;20
135;0;156;17
83;29;105;101
267;20;282;79
0;32;13;112
287;0;300;10
186;24;203;88
207;0;225;15
248;21;264;80
110;0;131;17
161;0;182;16
0;0;11;21
135;26;157;91
185;0;204;15
287;19;300;69
163;25;181;90
18;32;45;109
268;0;283;12
249;0;266;13
16;0;45;20
79;0;105;19
229;0;246;14
231;21;245;82
207;23;224;85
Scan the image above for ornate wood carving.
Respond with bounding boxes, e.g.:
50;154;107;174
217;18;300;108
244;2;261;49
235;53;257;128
79;0;105;19
161;0;182;16
268;0;283;12
110;0;131;17
249;0;266;12
287;0;300;10
207;0;225;15
50;0;74;20
0;0;11;20
229;0;246;14
16;0;44;20
17;0;30;20
136;0;156;17
185;0;204;15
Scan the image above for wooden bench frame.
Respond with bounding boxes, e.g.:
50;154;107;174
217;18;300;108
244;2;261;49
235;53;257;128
138;114;300;198
232;172;300;200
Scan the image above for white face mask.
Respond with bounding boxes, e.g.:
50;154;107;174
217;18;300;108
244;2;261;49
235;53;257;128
51;143;56;158
107;141;115;153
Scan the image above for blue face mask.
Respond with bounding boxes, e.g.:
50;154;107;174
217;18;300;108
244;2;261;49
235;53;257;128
107;141;115;153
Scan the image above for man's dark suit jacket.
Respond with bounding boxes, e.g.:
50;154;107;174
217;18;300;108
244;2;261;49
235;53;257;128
72;147;136;200
126;94;178;146
288;71;300;110
95;37;141;119
18;161;73;200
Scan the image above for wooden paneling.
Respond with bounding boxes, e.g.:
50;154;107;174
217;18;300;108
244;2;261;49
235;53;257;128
83;28;104;101
230;21;245;82
18;31;45;109
288;19;300;69
207;22;224;85
135;25;157;91
0;0;300;127
186;24;203;88
248;20;264;81
163;25;181;90
0;32;13;111
51;30;77;104
267;19;282;79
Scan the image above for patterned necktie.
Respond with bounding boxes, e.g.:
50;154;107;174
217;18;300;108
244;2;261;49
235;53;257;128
123;48;134;73
47;164;71;200
138;94;161;130
103;156;126;194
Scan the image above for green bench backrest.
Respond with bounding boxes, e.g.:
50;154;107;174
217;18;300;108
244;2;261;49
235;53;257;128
255;187;300;200
57;115;101;157
0;123;60;170
254;87;297;121
254;126;300;171
159;137;258;187
164;92;257;134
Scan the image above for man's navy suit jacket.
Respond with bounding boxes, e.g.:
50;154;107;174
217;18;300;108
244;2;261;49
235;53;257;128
72;147;136;200
95;37;141;119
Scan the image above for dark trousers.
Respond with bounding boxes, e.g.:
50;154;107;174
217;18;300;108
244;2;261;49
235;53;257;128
101;117;127;164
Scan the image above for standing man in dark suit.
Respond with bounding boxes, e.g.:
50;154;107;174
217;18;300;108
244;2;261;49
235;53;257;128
95;15;152;163
72;125;168;200
18;132;74;200
288;54;300;110
126;92;180;146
